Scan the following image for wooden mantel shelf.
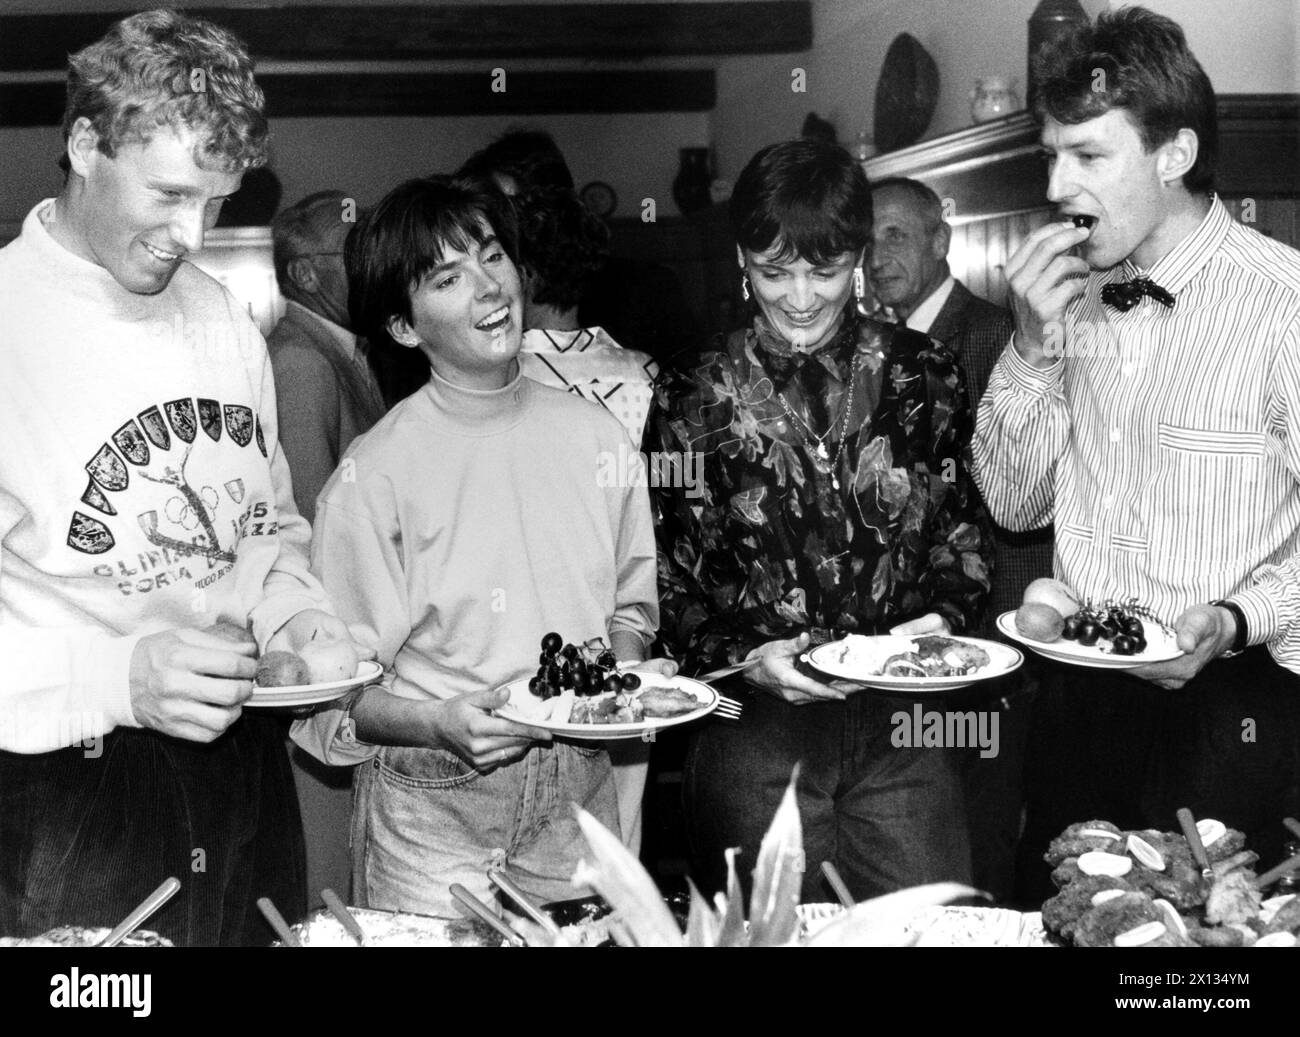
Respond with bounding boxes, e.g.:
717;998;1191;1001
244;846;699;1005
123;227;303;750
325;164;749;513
864;111;1046;224
865;111;1041;186
863;95;1298;222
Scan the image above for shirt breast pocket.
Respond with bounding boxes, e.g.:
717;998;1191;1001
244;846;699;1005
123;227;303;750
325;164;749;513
1151;422;1266;568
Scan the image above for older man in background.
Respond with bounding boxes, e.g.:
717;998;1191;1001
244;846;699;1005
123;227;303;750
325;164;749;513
268;191;386;908
268;191;386;524
870;176;1049;903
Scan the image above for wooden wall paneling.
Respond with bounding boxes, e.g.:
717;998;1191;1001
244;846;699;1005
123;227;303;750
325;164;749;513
946;222;969;292
0;3;813;70
987;214;1009;306
1217;95;1299;196
966;219;989;302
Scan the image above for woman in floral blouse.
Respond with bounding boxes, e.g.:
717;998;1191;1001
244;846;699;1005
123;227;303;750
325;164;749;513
653;139;992;902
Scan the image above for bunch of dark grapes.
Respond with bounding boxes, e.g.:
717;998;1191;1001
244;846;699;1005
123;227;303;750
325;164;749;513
528;632;641;699
1059;599;1152;655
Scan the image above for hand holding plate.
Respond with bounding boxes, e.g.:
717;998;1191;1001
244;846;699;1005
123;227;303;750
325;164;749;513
128;627;256;742
742;633;853;705
429;685;552;770
1127;603;1235;690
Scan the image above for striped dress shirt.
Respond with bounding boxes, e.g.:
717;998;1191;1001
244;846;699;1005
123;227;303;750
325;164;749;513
973;198;1300;671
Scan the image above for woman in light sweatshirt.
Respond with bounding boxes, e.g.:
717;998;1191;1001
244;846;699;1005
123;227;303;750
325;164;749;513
293;177;666;914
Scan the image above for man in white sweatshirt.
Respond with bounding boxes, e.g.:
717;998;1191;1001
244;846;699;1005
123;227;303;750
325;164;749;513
0;10;362;945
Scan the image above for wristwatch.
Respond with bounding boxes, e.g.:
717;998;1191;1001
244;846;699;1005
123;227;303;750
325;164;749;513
1210;599;1248;657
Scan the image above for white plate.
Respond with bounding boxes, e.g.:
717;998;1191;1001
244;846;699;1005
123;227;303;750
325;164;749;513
246;659;384;708
995;611;1182;669
495;674;719;741
803;634;1023;692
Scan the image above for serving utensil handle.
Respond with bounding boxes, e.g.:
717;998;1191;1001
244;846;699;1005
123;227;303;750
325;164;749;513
489;870;562;936
97;877;181;948
1176;807;1213;878
820;861;855;909
450;884;526;947
321;887;366;946
257;896;300;947
1253;849;1300;891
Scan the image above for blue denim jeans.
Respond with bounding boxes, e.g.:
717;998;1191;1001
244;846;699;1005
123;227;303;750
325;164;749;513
0;715;305;946
352;739;617;916
684;689;973;904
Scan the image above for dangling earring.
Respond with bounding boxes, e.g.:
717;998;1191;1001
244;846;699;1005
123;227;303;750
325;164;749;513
741;272;751;301
853;267;865;301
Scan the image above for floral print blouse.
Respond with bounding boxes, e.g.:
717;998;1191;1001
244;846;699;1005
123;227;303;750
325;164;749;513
651;307;993;674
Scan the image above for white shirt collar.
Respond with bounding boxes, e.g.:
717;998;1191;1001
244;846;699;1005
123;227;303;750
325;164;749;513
903;275;956;335
285;299;358;360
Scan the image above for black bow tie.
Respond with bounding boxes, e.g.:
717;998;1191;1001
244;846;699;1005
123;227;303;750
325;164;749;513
1101;278;1175;312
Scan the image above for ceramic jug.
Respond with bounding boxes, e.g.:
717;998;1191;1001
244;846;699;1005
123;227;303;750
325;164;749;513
971;77;1020;124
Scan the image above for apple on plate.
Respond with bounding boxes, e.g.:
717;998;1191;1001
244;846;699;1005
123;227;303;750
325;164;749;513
1022;577;1079;618
298;639;360;684
256;650;312;688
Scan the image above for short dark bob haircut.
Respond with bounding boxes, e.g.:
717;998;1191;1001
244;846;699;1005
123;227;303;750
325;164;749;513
729;137;872;266
347;175;519;345
1033;5;1217;195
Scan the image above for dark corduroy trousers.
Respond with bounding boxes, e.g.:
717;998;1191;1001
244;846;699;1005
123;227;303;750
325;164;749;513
0;713;305;946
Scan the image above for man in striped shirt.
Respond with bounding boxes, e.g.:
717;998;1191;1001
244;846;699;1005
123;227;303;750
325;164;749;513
973;6;1300;897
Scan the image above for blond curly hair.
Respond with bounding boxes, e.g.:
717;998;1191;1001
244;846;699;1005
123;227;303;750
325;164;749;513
62;8;268;173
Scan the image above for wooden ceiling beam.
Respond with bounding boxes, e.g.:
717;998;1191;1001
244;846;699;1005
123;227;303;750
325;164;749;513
0;69;716;126
0;3;812;70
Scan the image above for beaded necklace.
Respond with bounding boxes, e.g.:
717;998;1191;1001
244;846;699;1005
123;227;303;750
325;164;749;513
774;355;860;491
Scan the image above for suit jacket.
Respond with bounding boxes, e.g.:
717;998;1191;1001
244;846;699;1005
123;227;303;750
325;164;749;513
267;305;387;524
929;280;1053;623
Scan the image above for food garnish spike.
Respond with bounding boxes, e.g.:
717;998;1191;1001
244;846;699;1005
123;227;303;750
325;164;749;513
571;807;683;947
747;766;803;947
713;848;748;947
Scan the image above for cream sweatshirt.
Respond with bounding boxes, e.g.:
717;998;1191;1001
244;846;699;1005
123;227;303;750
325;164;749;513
292;366;659;765
0;200;331;752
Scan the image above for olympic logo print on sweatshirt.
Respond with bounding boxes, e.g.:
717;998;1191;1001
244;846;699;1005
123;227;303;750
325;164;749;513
67;397;272;580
